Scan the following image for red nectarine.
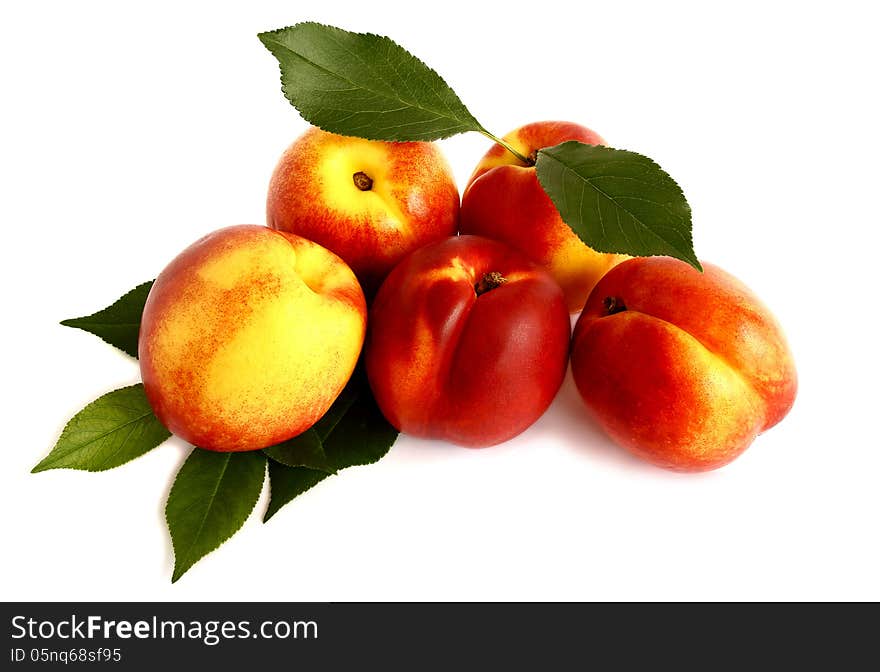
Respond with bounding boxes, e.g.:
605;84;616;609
460;121;628;311
365;235;571;447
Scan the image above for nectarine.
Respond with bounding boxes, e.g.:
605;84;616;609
365;235;571;447
571;257;797;471
267;127;460;293
139;225;366;452
460;120;628;311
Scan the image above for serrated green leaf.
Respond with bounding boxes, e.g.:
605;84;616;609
263;429;336;473
536;141;701;271
166;449;267;583
33;384;170;473
321;370;399;470
258;22;484;141
263;367;397;522
61;281;154;358
264;462;329;522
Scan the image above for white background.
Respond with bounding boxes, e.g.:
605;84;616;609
2;0;878;601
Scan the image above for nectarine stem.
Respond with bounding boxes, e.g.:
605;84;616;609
353;171;373;191
475;271;507;296
480;130;533;166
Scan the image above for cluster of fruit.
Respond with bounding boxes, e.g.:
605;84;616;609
139;121;796;473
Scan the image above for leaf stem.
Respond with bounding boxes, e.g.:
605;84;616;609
479;129;533;165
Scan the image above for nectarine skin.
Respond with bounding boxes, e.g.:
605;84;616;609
267;127;460;293
365;235;571;447
460;121;628;311
571;257;797;471
139;225;366;452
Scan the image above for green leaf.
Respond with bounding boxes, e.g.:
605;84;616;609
61;281;154;358
264;462;330;522
262;429;336;474
263;367;398;522
33;384;170;473
535;141;702;271
320;370;399;470
166;449;267;583
258;22;484;141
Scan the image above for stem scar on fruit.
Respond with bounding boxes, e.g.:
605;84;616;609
474;271;507;296
353;171;373;191
604;296;627;315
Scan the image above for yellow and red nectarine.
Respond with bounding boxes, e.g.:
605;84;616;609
139;225;366;452
267;127;460;293
571;256;797;471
